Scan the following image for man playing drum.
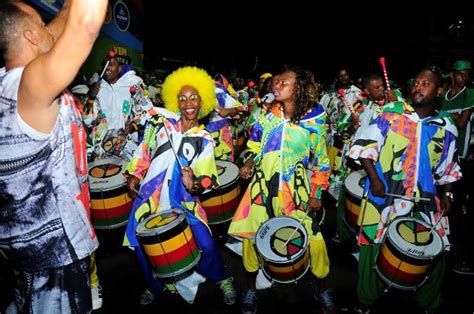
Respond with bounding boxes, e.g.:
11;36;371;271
228;68;335;314
124;66;236;306
348;67;462;314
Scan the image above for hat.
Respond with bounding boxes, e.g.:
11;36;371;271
71;84;89;95
259;73;272;80
453;60;471;71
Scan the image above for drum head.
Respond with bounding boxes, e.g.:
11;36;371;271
214;160;239;189
387;217;443;259
255;216;308;263
89;158;127;191
136;208;186;236
344;169;366;199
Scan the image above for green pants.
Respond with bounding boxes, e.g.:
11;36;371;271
358;244;445;310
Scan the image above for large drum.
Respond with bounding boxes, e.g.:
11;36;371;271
89;158;133;229
136;209;201;281
200;160;241;225
343;169;366;232
255;216;310;284
375;217;443;290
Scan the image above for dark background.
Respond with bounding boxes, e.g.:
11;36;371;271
143;4;474;84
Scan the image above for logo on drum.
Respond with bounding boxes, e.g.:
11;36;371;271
259;225;270;239
407;248;425;257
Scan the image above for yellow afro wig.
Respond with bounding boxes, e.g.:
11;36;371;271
161;66;216;118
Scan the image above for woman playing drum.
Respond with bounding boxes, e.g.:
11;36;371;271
228;68;334;314
123;66;236;305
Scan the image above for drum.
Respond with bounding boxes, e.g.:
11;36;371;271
375;217;443;290
200;160;241;225
136;208;201;280
343;169;366;232
255;216;310;284
89;158;133;229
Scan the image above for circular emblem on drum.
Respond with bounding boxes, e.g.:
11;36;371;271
89;162;122;178
255;216;311;284
144;211;179;230
88;158;132;229
270;227;306;258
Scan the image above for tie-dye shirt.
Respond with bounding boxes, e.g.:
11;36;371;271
348;101;462;245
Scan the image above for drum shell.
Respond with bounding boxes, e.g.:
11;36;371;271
343;169;366;232
136;209;201;280
374;217;443;290
201;161;241;224
255;216;311;284
89;158;133;229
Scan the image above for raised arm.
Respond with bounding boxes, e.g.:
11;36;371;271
45;0;71;40
17;0;107;133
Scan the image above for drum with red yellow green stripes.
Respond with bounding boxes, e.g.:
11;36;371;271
200;160;241;224
255;216;310;284
88;158;132;229
343;169;366;232
136;209;200;280
375;217;443;290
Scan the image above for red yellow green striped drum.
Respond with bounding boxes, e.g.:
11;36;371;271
200;160;241;225
375;217;443;290
255;216;310;284
343;169;366;232
88;158;132;229
136;209;200;280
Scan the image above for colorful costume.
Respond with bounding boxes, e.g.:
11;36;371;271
124;108;231;297
228;103;331;278
206;83;244;161
82;70;153;161
348;101;462;309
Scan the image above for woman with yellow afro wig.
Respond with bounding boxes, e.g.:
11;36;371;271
161;66;217;119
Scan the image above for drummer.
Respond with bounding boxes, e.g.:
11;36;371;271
123;66;236;305
348;67;462;313
228;68;335;314
333;73;389;245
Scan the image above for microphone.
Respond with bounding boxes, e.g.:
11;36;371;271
261;93;275;104
99;50;116;79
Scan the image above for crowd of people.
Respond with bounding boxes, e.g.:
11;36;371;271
1;1;473;314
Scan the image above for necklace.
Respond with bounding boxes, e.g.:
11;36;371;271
445;86;466;101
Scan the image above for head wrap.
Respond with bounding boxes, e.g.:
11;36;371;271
453;60;471;71
161;66;216;118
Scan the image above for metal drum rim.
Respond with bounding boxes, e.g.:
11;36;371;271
136;208;187;235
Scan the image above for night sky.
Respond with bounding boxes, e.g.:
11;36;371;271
144;5;471;85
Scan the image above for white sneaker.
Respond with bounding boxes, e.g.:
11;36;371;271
91;284;103;310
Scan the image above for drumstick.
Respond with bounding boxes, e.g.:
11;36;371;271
162;121;184;169
337;89;356;115
357;193;369;245
129;186;143;199
280;209;310;249
100;51;116;79
385;193;430;202
379;57;391;91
